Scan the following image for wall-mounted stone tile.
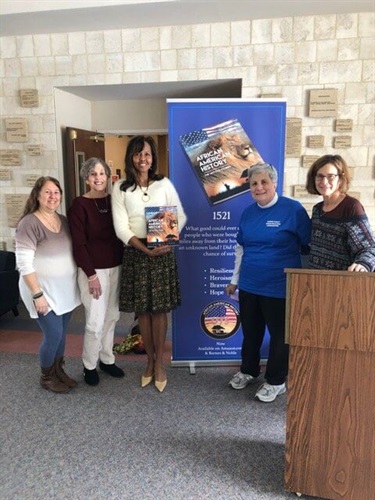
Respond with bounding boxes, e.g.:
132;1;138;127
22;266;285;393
177;48;197;69
191;24;210;48
141;27;160;51
33;35;51;57
316;40;338;62
51;34;69;56
294;16;314;41
20;57;38;77
72;55;88;75
295;41;317;63
358;12;375;37
105;53;123;73
104;30;122;53
338;38;360;60
159;26;172;50
171;26;191;49
16;35;34;57
297;63;319;85
230;21;251;46
161;49;177;70
0;37;17;58
233;46;253;67
55;56;73;76
252;19;272;44
253;44;274;65
211;23;230;47
274;43;295;64
320;61;362;83
272;18;293;43
86;32;104;54
213;47;233;68
38;57;55;76
336;13;358;39
345;82;367;103
68;33;86;55
314;15;336;40
122;29;141;52
362;60;374;82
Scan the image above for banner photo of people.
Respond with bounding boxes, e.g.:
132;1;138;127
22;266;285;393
168;99;287;366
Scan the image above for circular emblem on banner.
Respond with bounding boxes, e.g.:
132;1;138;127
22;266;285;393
200;301;240;339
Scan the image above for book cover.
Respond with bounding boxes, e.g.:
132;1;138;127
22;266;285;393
179;118;264;205
145;206;179;248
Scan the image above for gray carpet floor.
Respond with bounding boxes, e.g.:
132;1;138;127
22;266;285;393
0;302;170;339
0;351;320;500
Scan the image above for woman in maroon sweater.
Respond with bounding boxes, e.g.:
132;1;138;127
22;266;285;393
68;158;124;386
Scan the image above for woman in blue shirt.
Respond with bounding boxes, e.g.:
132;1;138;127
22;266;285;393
226;163;311;402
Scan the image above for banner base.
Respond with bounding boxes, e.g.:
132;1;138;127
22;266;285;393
171;360;240;374
171;359;267;375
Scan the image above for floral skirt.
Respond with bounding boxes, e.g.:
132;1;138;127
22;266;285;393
119;244;181;314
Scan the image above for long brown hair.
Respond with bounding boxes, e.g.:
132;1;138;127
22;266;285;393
20;176;63;220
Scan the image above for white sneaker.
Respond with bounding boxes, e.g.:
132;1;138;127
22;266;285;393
229;371;257;390
255;382;286;402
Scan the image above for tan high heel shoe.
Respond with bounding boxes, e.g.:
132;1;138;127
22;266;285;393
155;378;167;393
141;375;153;388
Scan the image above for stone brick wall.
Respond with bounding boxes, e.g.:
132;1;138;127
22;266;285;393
0;12;374;249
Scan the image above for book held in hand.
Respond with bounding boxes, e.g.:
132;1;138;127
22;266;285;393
145;206;179;248
179;118;264;205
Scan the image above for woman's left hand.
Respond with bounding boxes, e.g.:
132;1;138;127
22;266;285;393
347;263;368;272
88;276;102;299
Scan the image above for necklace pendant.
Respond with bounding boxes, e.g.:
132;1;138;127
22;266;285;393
142;192;150;202
93;196;109;214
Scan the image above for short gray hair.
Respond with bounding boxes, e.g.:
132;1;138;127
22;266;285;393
80;157;111;180
248;163;278;184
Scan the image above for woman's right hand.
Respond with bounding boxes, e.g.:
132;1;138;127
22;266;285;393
147;245;171;257
34;295;49;316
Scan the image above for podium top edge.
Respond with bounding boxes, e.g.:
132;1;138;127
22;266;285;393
284;268;375;278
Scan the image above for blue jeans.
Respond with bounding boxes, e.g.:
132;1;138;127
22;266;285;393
36;310;72;368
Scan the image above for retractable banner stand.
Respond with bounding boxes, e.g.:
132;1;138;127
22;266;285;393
168;99;287;369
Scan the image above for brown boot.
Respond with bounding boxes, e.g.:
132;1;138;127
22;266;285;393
54;356;78;388
40;366;70;393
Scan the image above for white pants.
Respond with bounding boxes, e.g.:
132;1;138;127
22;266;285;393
78;266;121;370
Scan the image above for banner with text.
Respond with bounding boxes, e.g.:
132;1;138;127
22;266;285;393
168;99;287;364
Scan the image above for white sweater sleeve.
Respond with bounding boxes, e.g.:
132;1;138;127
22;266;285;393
230;243;243;285
16;247;36;276
111;180;135;245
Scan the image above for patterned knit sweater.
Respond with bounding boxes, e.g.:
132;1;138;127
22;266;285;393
309;195;375;272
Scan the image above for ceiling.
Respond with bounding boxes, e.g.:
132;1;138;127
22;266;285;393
1;0;374;37
57;79;242;101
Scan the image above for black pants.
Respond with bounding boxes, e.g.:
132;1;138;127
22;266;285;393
239;290;288;385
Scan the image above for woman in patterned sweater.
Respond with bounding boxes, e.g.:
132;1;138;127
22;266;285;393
306;155;375;272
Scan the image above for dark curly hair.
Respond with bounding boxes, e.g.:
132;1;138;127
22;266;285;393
120;135;164;192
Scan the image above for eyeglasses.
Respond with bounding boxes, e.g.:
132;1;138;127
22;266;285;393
315;173;339;182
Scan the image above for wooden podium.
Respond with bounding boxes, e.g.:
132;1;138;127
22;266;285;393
284;269;375;500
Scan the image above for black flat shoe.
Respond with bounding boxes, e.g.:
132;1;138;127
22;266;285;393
83;367;99;386
99;361;125;378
